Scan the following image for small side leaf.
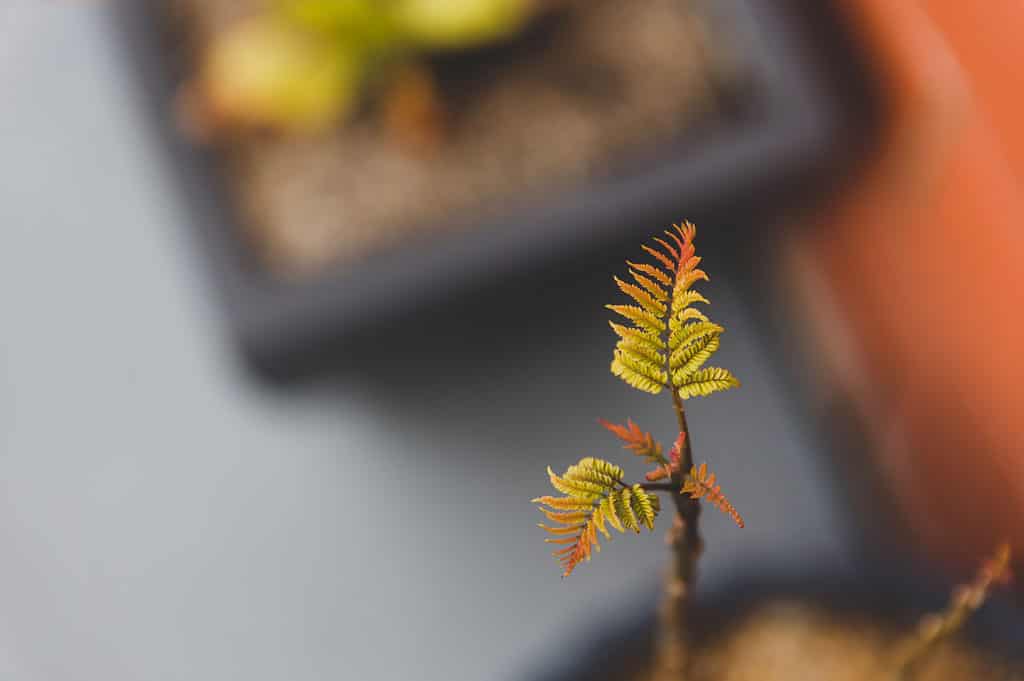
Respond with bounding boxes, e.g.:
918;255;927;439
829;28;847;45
676;367;740;400
681;463;744;528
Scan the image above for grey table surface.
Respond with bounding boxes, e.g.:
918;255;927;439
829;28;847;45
0;4;852;680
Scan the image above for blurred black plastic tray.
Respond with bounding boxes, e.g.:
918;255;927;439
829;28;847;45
116;1;875;380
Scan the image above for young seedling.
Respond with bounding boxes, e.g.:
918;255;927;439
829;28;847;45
532;222;742;676
181;0;545;138
890;543;1014;679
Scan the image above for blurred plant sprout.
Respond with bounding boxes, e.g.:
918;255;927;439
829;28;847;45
182;0;547;138
892;543;1014;679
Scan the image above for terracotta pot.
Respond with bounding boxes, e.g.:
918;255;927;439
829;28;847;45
786;0;1024;573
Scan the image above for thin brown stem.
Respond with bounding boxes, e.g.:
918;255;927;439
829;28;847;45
671;389;689;439
651;387;703;680
671;391;702;591
640;482;678;493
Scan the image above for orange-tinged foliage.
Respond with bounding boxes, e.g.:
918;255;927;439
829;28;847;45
614;277;666;316
599;418;666;465
534;457;660;577
535;221;744;582
668;432;685;465
642;243;675;271
607;222;738;400
981;542;1014;586
627;261;672;287
645;467;672;482
645;432;685;481
681;463;745;528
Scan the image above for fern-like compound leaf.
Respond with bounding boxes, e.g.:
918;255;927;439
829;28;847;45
598;418;667;465
631;483;658;529
614;277;666;317
670;334;721;386
627;261;672;287
672;289;710;314
617;486;639;531
609;322;665;350
546;467;606;499
610;353;665;395
597;494;624;533
534;457;661;577
534;221;747;578
676;367;741;400
606;304;666;335
681;463;744;528
628;268;669;302
668;321;722;369
531;496;595;511
536;508;588;524
642;244;675;271
618;336;664;367
676;267;709;293
645;432;686;481
608;222;739;400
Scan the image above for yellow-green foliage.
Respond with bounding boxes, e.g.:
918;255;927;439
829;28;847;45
609;222;740;400
281;0;531;49
195;0;535;133
534;458;660;577
533;221;744;579
197;16;364;134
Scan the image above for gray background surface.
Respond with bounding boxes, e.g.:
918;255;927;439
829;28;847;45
0;4;851;680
